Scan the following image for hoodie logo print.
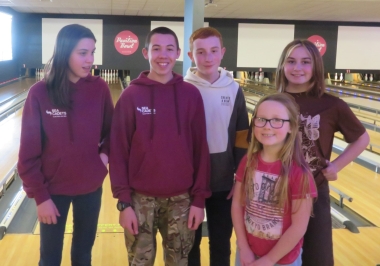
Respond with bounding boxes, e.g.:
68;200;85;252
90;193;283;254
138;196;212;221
46;109;67;118
221;96;230;106
137;106;156;115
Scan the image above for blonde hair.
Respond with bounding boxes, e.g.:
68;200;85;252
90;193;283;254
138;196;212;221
276;39;325;98
241;93;315;215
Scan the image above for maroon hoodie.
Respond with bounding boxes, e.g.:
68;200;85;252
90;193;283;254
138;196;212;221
18;75;114;205
109;71;211;208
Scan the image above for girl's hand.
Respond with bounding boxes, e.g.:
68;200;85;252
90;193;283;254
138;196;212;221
322;160;338;181
252;255;275;266
37;199;60;224
239;246;256;266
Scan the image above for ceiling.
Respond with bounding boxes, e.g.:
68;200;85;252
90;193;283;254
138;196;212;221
1;0;380;23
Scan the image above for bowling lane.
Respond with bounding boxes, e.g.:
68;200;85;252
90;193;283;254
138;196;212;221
329;152;380;227
0;78;36;103
0;109;22;189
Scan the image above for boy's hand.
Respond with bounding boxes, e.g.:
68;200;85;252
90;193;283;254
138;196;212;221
119;207;138;235
37;199;60;224
227;183;235;199
187;206;204;230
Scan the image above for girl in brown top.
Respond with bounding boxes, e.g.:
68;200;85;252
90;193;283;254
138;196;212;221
276;39;369;266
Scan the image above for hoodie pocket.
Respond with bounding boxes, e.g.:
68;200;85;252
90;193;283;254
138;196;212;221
49;148;108;188
129;135;194;193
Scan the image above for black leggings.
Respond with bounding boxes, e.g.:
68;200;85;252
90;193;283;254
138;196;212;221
302;189;334;266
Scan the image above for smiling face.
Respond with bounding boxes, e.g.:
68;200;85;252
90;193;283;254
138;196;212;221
67;38;95;83
188;36;225;83
254;100;291;155
283;46;313;93
142;33;180;84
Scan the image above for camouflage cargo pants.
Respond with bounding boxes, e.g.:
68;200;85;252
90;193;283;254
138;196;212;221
125;192;195;266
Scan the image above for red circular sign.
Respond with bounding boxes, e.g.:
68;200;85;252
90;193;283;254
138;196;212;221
308;35;327;56
114;30;139;55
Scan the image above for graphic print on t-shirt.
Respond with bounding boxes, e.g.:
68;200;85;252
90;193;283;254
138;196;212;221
245;170;283;240
299;114;322;173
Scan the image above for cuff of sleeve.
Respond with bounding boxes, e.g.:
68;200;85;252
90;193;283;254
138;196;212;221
118;193;132;204
34;189;51;205
191;196;205;208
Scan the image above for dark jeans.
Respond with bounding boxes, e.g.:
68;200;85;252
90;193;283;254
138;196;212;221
39;187;102;266
188;191;233;266
302;189;334;266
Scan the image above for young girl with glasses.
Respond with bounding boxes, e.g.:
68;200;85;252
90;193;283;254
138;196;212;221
277;39;369;266
232;93;317;266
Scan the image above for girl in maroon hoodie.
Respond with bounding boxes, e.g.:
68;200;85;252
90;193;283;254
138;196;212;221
18;24;114;265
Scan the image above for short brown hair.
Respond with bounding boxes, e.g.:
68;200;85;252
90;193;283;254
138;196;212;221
276;39;325;97
145;27;179;50
189;27;223;51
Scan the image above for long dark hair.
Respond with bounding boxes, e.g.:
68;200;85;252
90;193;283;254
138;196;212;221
44;24;96;108
276;39;325;97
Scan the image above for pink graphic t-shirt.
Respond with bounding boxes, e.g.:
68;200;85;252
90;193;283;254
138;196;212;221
236;153;317;264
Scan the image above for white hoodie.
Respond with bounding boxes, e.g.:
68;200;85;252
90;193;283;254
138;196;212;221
185;67;249;192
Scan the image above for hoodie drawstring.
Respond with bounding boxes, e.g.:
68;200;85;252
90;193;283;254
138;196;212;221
150;87;155;141
173;84;181;136
67;110;74;144
149;84;181;141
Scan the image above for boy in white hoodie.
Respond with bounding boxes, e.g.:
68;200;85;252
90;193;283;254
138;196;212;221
184;27;249;266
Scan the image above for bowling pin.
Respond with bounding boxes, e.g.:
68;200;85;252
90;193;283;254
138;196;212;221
364;73;368;81
334;73;338;80
339;73;343;81
369;74;373;82
259;72;264;82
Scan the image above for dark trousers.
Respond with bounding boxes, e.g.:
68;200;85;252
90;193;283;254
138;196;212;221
188;191;233;266
302;189;334;266
39;187;102;266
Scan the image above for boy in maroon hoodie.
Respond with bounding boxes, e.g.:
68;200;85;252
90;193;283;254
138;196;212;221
109;27;211;265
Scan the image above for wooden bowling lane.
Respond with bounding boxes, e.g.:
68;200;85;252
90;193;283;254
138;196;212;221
0;229;223;266
0;78;36;103
0;109;22;189
2;224;380;265
329;152;380;227
333;227;380;266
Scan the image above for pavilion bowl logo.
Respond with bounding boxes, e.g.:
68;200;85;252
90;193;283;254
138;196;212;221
114;30;139;55
307;35;327;56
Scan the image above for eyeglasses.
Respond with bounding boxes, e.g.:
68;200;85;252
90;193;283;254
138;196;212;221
253;117;290;129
